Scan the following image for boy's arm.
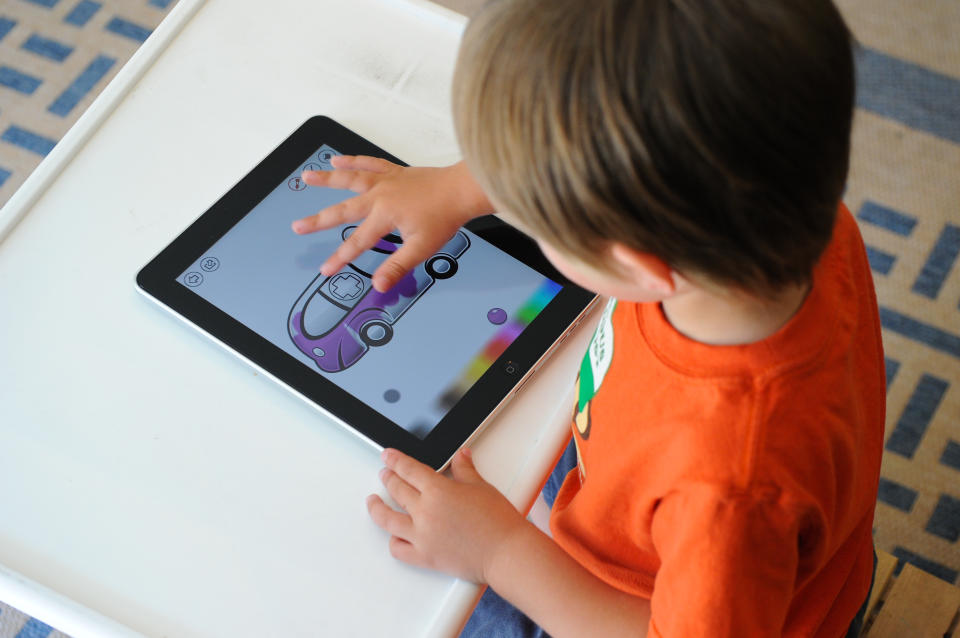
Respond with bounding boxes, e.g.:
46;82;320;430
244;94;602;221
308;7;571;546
367;448;651;638
488;518;652;638
292;159;492;291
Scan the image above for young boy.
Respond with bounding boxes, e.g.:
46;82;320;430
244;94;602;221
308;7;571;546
292;0;885;635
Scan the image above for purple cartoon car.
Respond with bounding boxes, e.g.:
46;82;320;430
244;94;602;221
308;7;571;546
288;226;470;372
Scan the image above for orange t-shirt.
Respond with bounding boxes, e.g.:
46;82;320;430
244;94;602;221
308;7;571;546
550;204;885;637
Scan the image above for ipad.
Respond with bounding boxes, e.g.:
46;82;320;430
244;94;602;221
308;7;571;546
137;116;596;470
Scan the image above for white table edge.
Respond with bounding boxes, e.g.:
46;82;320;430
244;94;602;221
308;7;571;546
0;3;208;634
0;563;146;638
0;0;208;245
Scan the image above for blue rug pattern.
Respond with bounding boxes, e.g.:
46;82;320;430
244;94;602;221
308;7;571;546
0;0;178;204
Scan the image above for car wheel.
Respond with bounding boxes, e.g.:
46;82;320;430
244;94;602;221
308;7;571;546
426;255;458;279
360;320;393;347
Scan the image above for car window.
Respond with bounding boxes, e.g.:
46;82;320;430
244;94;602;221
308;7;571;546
301;291;349;338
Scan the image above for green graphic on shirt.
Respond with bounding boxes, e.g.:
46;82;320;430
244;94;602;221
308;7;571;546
574;298;617;441
578;354;595;414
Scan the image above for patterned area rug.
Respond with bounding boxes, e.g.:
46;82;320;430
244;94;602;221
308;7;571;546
0;0;957;636
837;0;960;589
0;0;178;205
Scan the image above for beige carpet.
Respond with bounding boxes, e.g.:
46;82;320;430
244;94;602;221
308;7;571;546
837;0;960;586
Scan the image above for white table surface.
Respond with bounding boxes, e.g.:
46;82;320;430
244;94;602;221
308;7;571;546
0;1;599;636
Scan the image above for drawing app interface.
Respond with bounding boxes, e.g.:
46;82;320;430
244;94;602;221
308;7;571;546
179;145;561;438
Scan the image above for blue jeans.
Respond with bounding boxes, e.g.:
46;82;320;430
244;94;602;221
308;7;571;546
459;438;876;638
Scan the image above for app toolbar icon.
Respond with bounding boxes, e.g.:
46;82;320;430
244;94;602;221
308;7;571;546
317;148;341;166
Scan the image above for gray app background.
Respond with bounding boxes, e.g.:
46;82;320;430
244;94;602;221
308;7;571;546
180;145;557;436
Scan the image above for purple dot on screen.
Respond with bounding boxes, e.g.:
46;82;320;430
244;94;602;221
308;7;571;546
487;308;507;325
384;389;401;403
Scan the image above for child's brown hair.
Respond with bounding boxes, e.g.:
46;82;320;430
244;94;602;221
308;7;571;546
452;0;855;296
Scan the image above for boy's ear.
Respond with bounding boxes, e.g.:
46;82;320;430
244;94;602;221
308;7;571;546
609;243;676;296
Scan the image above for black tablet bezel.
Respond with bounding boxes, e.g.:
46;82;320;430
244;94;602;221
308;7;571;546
137;116;595;469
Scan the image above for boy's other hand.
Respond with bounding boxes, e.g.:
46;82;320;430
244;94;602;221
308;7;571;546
291;157;490;292
366;448;527;584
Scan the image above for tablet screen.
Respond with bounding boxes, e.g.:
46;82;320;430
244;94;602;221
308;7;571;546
177;144;561;439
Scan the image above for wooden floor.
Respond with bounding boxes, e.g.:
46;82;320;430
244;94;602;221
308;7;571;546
862;550;960;637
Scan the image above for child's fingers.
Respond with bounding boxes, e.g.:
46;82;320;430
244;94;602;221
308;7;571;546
331;155;396;173
371;237;437;292
292;196;368;235
366;494;414;539
388;536;426;567
449;448;482;484
382;448;436;492
301;168;378;193
321;217;396;276
379;467;420;512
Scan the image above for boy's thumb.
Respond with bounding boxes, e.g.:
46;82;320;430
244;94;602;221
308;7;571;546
451;448;480;482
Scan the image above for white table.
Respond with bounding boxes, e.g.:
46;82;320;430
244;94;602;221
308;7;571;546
0;1;598;636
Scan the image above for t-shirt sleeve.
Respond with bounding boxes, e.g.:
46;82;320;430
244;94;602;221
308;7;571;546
648;483;800;638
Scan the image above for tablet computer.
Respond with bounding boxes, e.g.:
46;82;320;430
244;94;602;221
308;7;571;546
137;116;596;470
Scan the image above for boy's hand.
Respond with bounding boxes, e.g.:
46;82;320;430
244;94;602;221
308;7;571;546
291;157;490;292
366;448;527;584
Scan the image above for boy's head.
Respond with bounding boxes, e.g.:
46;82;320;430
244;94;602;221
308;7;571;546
452;0;855;298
